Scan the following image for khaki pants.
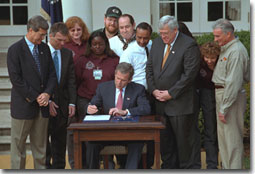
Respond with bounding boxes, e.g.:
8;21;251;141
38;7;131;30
215;88;246;169
10;112;49;169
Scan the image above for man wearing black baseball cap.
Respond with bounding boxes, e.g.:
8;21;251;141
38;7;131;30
95;6;122;39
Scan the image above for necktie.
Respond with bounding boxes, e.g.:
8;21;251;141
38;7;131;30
116;89;123;109
145;46;149;59
161;44;171;69
118;34;136;50
32;45;41;74
53;51;60;83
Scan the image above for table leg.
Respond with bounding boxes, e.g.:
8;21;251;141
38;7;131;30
154;131;161;169
73;131;82;169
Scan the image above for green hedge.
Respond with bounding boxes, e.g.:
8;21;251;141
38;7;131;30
194;31;250;56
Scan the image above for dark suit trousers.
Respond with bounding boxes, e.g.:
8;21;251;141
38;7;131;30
67;96;90;169
86;141;143;169
46;110;68;169
160;113;197;169
199;88;218;168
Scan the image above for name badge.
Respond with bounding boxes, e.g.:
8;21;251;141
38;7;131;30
93;69;103;80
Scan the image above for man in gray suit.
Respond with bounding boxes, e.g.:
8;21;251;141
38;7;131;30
46;22;76;169
146;15;200;168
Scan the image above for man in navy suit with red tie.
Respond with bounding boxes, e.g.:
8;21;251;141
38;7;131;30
86;62;151;169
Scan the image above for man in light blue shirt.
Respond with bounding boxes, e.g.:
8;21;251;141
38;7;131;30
46;22;76;169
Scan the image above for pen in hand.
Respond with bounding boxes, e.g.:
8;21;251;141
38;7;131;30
87;103;98;115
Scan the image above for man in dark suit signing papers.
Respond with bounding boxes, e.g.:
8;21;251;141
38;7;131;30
86;62;151;169
146;15;200;169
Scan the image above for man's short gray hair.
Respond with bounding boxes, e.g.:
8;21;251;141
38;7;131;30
115;62;134;80
212;18;234;34
159;15;179;31
27;15;49;32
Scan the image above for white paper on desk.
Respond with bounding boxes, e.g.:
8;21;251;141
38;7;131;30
84;115;111;121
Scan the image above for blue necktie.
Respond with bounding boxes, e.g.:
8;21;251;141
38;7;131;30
32;45;41;74
53;51;60;83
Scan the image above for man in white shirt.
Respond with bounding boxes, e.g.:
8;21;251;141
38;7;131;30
120;22;152;89
109;14;136;57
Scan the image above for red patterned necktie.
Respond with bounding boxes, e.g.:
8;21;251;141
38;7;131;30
116;89;123;109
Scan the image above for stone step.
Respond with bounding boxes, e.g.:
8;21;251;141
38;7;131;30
0;82;12;96
0;52;7;68
0;90;11;96
0;109;11;136
0;110;10;138
0;135;30;152
0;82;12;90
0;77;10;84
0;96;10;109
0;67;8;77
0;67;11;96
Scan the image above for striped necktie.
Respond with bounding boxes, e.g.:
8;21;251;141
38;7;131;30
53;51;60;83
145;46;149;58
32;45;41;74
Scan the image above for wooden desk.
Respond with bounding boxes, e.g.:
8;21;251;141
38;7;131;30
68;115;165;169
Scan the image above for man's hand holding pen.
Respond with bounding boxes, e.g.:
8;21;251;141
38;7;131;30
87;105;98;114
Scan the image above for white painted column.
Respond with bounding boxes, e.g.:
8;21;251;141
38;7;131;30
62;0;92;31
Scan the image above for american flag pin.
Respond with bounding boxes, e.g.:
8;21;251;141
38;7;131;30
127;98;130;100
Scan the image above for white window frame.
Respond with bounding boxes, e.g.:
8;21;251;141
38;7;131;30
200;0;250;33
0;0;40;36
152;0;249;34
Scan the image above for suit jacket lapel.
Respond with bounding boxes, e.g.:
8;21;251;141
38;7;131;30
123;84;131;109
158;42;165;73
59;49;66;86
109;81;116;108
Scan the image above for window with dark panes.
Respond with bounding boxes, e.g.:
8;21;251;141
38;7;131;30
208;2;223;21
0;7;10;25
0;0;10;3
13;6;27;25
177;2;192;21
12;0;27;3
208;0;241;22
0;0;28;25
159;0;192;22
